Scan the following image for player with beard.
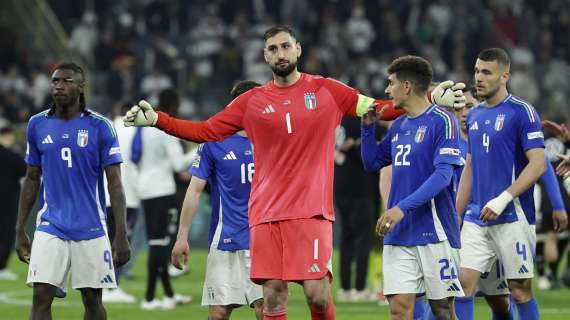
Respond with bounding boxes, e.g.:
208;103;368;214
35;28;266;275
124;25;466;320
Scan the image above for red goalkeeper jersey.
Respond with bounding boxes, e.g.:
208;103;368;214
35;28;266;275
156;73;402;226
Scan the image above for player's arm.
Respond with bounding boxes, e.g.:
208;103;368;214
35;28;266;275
171;176;207;269
456;154;472;220
360;107;392;171
105;164;131;267
481;148;546;221
379;165;392;212
540;160;568;232
124;98;247;142
15;165;42;264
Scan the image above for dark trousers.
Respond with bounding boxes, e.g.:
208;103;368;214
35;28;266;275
336;196;375;291
0;200;17;269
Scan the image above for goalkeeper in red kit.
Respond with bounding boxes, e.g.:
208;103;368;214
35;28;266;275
124;25;465;320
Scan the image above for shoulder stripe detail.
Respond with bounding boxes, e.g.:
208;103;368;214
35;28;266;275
29;109;50;121
88;110;117;137
432;107;455;139
510;96;536;123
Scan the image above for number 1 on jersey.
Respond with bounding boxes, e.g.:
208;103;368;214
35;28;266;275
285;112;292;134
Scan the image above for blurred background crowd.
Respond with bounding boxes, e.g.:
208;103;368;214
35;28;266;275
1;0;569;132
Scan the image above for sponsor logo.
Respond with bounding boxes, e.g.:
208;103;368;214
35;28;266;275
391;133;399;142
447;283;461;292
42;135;54;144
223;151;237;160
108;147;121;155
527;131;544;140
262;105;276;114
439;148;460;155
469;121;479;130
308;263;321;273
100;275;114;284
192;155;201;168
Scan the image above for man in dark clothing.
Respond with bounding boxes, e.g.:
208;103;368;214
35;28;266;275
0;126;26;279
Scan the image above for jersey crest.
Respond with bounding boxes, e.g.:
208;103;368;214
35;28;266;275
304;92;317;110
414;126;427;143
77;130;89;147
494;114;505;131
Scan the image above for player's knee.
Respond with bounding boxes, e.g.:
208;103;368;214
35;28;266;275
305;293;329;312
80;288;103;309
253;298;264;313
508;279;533;304
263;282;288;311
429;300;453;320
208;306;231;320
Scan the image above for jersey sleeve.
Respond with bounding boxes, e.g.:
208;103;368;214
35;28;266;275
99;122;123;167
432;109;462;167
360;123;392;171
517;103;545;151
190;143;214;180
25;119;41;166
322;78;360;116
155;92;250;142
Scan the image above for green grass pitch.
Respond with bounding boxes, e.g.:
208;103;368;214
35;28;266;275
1;249;570;319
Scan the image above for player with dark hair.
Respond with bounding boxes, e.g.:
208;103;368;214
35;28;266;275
171;80;264;319
456;48;547;320
15;62;130;319
124;25;465;319
360;55;463;320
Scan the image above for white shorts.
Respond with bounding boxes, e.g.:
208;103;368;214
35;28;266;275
383;240;464;300
202;248;263;307
460;220;536;280
27;231;116;294
477;259;510;296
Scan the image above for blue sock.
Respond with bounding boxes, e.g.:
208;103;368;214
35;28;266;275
414;297;426;320
455;296;474;320
516;298;540;320
423;300;435;320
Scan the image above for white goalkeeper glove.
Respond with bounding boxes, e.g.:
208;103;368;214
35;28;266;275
431;80;467;110
123;100;158;127
480;191;514;221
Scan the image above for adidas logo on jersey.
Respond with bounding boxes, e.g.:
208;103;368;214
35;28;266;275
223;151;237;160
262;105;276;114
469;121;479;130
446;283;461;292
42;135;54;144
518;265;529;274
308;263;321;273
100;274;114;284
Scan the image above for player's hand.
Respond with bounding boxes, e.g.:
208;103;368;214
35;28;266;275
362;105;384;126
556;154;570;177
542;120;570;143
553;210;569;233
112;234;131;268
480;191;513;222
15;231;31;264
431;80;467;110
171;239;190;270
123;100;158;127
376;206;405;236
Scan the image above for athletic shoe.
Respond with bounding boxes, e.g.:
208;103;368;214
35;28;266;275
351;289;376;302
102;287;136;303
140;299;164;310
538;276;551;290
173;293;193;305
337;289;352;302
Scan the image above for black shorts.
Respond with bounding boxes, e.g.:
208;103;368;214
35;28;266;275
141;195;179;241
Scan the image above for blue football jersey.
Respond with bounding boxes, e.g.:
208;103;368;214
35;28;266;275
371;105;462;248
464;94;544;226
25;109;122;240
191;134;253;251
453;137;469;194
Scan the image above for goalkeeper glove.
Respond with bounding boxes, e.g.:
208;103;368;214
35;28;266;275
123;100;158;127
431;80;467;110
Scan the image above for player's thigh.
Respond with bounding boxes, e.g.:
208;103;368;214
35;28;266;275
460;221;496;273
250;222;283;283
27;231;71;291
490;220;535;279
70;235;116;289
383;245;425;296
417;241;464;300
202;248;250;307
280;218;333;282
